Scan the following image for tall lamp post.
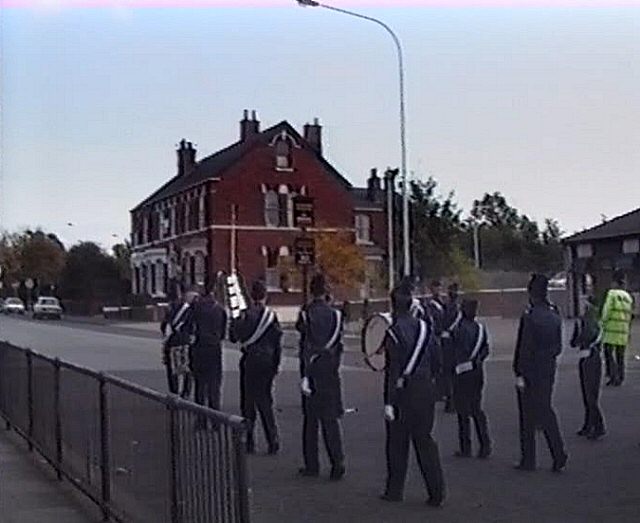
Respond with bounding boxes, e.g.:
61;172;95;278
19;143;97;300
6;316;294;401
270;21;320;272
295;0;411;278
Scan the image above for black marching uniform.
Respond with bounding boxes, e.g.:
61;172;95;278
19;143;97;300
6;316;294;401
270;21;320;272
230;304;283;453
189;294;227;412
424;295;446;402
513;300;567;470
160;300;193;398
296;298;345;477
451;316;491;457
570;309;605;438
382;313;445;504
440;298;461;412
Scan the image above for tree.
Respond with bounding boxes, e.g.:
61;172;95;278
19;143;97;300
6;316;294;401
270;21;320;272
59;242;122;303
314;231;366;294
13;230;66;288
0;233;20;296
409;178;468;280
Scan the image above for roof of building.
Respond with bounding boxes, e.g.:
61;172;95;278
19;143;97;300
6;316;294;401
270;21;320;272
132;120;352;211
564;207;640;243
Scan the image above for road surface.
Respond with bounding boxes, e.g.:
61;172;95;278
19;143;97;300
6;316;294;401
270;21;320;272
1;315;640;522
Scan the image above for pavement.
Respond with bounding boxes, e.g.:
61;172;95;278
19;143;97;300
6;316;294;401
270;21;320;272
0;429;99;523
1;315;640;522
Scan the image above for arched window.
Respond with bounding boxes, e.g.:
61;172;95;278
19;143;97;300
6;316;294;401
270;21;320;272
274;137;292;170
264;190;280;227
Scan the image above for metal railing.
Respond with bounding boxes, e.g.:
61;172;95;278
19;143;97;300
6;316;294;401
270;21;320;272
0;341;251;523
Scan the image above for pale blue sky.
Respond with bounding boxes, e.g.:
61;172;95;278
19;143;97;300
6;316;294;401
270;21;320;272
1;6;639;249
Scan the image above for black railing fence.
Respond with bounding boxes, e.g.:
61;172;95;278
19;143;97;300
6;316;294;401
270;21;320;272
0;341;251;523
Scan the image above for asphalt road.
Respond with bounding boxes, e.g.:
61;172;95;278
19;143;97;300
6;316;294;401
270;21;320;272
1;315;640;523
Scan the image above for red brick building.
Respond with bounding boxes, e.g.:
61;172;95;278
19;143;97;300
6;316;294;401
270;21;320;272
130;111;392;304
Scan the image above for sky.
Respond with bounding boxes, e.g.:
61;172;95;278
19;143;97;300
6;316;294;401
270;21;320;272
1;2;639;250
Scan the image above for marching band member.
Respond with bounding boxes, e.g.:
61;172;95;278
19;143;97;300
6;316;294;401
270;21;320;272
296;273;346;481
451;299;492;458
440;283;462;413
399;276;426;319
230;280;283;455
160;284;195;398
513;274;568;472
380;286;445;507
189;281;227;426
570;295;606;440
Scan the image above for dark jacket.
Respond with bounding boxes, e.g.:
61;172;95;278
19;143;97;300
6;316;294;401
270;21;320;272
384;313;440;407
570;308;601;355
513;301;562;380
161;301;192;348
230;304;282;374
452;318;489;372
423;296;445;335
296;298;344;418
189;295;227;372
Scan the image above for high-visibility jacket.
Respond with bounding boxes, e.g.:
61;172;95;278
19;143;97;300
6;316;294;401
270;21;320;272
600;289;634;347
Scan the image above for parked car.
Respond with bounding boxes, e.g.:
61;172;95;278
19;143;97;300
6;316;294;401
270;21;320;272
549;272;567;289
33;297;63;320
3;297;26;315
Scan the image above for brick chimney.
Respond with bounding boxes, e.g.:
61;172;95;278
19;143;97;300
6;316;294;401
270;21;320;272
177;139;197;176
367;168;381;202
303;117;322;155
240;109;260;142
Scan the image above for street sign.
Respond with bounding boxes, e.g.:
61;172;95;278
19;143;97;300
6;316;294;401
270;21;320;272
25;278;34;290
293;196;315;229
294;237;316;266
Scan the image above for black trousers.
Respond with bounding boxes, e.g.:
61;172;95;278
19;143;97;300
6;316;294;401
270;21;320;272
240;359;278;449
385;386;445;502
302;403;344;472
453;370;491;454
579;352;605;434
604;344;626;384
517;374;566;467
193;363;222;412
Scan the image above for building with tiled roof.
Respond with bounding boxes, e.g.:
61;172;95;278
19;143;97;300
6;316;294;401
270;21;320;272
564;207;640;316
129;111;395;303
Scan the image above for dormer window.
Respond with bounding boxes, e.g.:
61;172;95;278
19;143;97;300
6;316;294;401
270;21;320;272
274;136;293;170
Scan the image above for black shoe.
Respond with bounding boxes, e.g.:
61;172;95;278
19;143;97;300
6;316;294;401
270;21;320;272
477;447;492;459
298;467;319;478
587;431;606;441
329;464;346;481
514;462;536;472
379;493;402;503
454;450;471;458
552;454;568;473
576;428;589;437
605;379;615;387
426;497;444;508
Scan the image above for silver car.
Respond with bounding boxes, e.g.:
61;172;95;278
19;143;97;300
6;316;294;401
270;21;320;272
3;297;26;315
33;297;63;320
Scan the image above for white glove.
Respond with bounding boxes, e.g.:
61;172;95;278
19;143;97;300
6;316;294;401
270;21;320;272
384;405;396;422
515;376;526;390
301;377;313;397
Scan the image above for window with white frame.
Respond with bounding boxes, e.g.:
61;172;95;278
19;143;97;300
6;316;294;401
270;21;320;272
265;190;280;227
355;214;371;244
623;238;640;254
265;247;280;291
274;137;292;170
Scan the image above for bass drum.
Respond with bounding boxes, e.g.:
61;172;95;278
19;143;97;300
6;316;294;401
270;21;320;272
361;312;392;371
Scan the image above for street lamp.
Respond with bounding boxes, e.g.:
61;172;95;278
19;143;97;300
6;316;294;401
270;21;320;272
471;217;488;270
295;0;411;278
